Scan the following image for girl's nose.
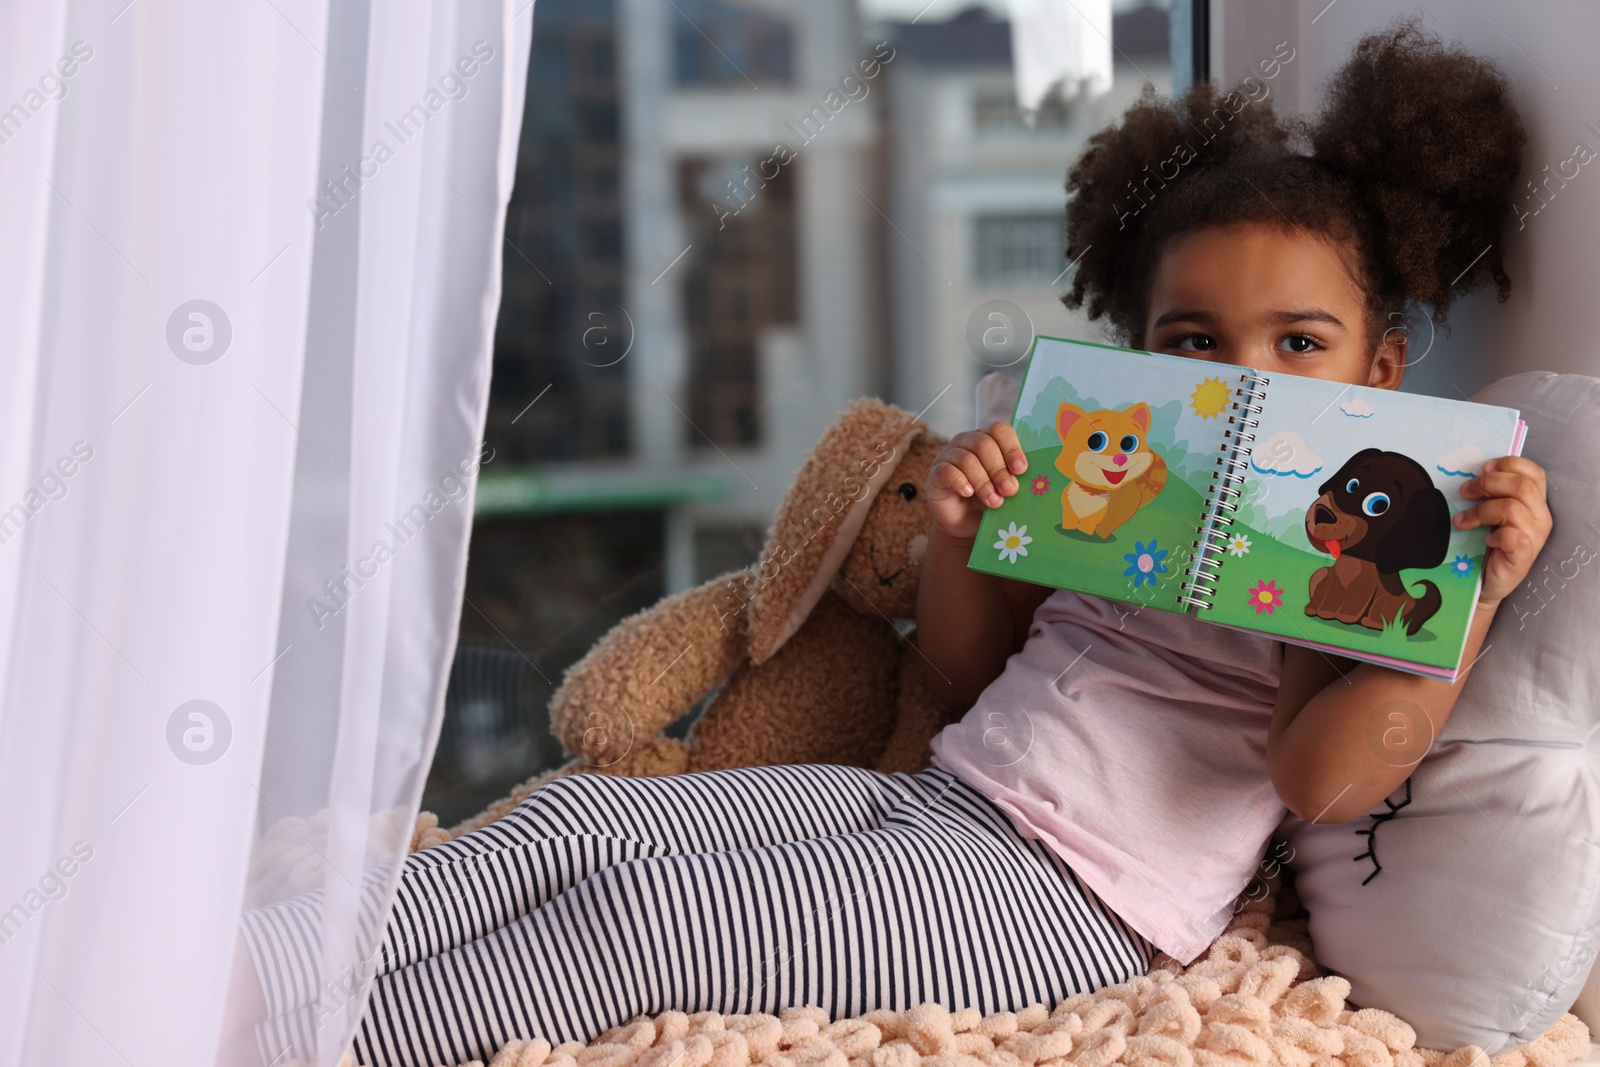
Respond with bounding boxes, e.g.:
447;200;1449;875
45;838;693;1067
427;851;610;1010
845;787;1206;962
1113;454;1127;466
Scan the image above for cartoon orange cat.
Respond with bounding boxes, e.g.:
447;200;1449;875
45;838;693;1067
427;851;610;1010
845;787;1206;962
1055;401;1168;538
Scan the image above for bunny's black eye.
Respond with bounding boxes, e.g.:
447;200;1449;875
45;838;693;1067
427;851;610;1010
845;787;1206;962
897;482;917;501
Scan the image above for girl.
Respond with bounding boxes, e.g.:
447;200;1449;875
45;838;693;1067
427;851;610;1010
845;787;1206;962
919;16;1548;969
233;19;1551;1067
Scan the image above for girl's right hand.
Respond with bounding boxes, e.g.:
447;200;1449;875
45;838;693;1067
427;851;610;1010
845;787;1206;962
925;422;1029;541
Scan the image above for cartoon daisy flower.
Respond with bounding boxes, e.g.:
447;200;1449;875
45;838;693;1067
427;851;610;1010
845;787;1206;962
994;522;1032;563
1449;554;1476;578
1226;533;1252;557
1247;579;1284;615
1122;538;1169;588
1030;475;1050;495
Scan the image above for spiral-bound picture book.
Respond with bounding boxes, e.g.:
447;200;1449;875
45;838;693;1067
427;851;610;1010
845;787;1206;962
967;335;1527;680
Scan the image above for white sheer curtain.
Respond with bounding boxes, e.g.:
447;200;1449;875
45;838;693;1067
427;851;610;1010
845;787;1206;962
0;3;532;1065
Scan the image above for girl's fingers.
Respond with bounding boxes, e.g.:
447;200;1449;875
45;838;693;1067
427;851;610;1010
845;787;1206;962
1454;494;1535;532
929;449;1007;504
1463;457;1550;525
926;460;981;539
1457;458;1553;602
941;439;1010;505
964;433;1017;500
987;422;1029;475
931;426;1028;516
1464;468;1547;516
1485;523;1534;558
927;457;975;500
1486;455;1547;488
959;449;1006;507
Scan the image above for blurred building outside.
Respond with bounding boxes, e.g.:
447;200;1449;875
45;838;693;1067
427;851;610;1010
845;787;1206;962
886;4;1170;439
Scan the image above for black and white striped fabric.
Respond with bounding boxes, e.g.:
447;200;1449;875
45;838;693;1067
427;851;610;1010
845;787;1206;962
242;763;1155;1067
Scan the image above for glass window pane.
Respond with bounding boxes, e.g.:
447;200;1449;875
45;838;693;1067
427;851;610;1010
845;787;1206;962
428;0;1173;816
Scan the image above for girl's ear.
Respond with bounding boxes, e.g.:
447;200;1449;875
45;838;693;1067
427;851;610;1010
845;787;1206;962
1369;326;1408;391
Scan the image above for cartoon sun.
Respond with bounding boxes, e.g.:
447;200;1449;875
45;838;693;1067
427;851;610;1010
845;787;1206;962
1190;376;1230;420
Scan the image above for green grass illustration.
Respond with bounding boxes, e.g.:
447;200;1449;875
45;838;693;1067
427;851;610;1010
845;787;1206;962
970;452;1483;673
1203;517;1479;672
969;447;1209;612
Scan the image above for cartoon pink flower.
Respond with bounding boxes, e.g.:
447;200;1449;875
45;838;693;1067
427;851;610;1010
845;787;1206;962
1030;475;1050;495
1247;579;1284;615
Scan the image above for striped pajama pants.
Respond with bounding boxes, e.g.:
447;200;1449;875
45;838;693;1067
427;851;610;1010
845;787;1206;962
242;763;1155;1067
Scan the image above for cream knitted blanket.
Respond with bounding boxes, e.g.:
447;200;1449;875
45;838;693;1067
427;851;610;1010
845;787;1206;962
342;864;1590;1067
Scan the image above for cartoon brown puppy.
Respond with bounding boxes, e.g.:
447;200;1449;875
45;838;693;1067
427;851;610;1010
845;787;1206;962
1303;447;1451;634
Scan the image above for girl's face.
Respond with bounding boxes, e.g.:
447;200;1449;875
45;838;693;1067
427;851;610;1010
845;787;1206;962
1133;221;1405;390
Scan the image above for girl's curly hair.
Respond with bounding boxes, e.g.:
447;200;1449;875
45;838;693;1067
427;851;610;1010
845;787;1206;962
1059;16;1527;354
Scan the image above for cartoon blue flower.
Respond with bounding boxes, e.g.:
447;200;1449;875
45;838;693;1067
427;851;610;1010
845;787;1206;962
1449;554;1476;578
1123;538;1169;588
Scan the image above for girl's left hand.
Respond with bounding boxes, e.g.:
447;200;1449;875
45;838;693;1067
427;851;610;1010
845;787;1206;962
1453;455;1552;607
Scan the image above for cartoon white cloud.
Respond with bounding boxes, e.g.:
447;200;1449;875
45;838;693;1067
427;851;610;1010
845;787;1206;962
1437;444;1484;478
1250;430;1324;478
1340;397;1374;418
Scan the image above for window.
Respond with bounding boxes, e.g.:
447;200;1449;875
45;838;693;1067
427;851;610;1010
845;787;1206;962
434;0;1173;816
678;154;798;449
488;0;627;465
672;0;794;87
973;212;1066;285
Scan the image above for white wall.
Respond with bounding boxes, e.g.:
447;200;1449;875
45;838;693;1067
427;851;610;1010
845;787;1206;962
1211;0;1600;397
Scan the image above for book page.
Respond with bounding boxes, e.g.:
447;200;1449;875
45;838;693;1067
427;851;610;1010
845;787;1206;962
1200;370;1523;677
967;336;1238;612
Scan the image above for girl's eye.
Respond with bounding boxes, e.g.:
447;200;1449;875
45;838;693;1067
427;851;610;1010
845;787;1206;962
1361;491;1391;517
1169;333;1217;353
1087;431;1108;452
1119;434;1140;453
1345;477;1359;493
1280;333;1325;355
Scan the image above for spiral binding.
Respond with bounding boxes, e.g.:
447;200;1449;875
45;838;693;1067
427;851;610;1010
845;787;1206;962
1175;369;1270;611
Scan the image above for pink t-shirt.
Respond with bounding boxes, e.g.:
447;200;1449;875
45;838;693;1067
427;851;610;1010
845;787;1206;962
928;588;1286;965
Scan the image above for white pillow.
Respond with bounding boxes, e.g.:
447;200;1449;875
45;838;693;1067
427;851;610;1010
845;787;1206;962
1279;371;1600;1053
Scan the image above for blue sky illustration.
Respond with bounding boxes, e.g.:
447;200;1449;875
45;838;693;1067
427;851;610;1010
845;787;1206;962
1237;372;1521;552
1011;343;1240;493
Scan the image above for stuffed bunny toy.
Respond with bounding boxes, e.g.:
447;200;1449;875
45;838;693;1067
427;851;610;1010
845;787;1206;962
426;398;954;845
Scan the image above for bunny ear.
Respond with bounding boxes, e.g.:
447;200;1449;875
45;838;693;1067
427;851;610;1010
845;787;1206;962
745;398;926;664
